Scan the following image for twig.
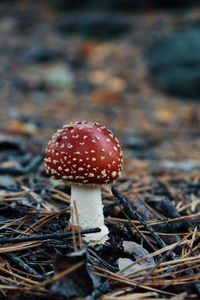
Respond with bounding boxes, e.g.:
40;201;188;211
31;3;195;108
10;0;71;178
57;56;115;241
111;187;167;250
71;206;78;252
0;155;43;175
4;253;41;278
0;228;101;244
112;187;200;296
122;209;158;254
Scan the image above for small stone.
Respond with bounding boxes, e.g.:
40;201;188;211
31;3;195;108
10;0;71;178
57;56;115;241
147;26;200;98
55;13;131;40
125;134;157;149
44;65;74;88
0;175;18;191
20;45;61;63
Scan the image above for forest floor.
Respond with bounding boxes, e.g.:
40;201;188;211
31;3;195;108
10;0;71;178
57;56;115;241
0;1;200;299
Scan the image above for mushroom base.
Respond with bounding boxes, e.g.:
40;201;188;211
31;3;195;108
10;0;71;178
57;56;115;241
70;184;109;245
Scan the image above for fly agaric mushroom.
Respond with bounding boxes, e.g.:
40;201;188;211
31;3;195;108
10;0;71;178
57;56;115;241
44;121;123;244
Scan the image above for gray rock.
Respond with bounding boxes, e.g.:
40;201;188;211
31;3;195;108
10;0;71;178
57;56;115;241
44;65;74;88
117;241;155;277
161;159;200;172
51;0;199;11
55;13;131;40
0;175;18;191
125;134;157;149
147;26;200;98
20;45;61;63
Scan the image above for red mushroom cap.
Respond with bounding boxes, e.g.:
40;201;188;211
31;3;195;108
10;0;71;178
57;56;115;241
45;121;123;185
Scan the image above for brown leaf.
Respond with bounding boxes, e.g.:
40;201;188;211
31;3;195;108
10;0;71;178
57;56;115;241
89;90;124;105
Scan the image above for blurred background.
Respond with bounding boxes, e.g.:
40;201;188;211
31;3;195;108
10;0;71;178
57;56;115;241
1;0;200;178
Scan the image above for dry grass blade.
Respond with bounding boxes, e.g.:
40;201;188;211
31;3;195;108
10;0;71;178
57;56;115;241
0;197;29;202
73;200;83;248
128;258;200;279
103;289;161;300
89;233;200;296
119;234;192;275
123;234;192;292
29;208;68;215
24;261;84;291
17;211;64;237
109;212;200;226
142;275;200;286
120;208;157;252
0;216;27;231
0;190;31;198
51;194;70;203
0;259;84;293
0;241;40;253
0;285;25;290
9;266;45;279
0;274;31;286
91;269;175;296
71;205;78;252
51;188;70;203
0;266;39;285
135;262;200;282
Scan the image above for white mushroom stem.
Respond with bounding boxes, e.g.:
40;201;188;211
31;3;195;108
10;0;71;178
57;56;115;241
70;184;109;245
